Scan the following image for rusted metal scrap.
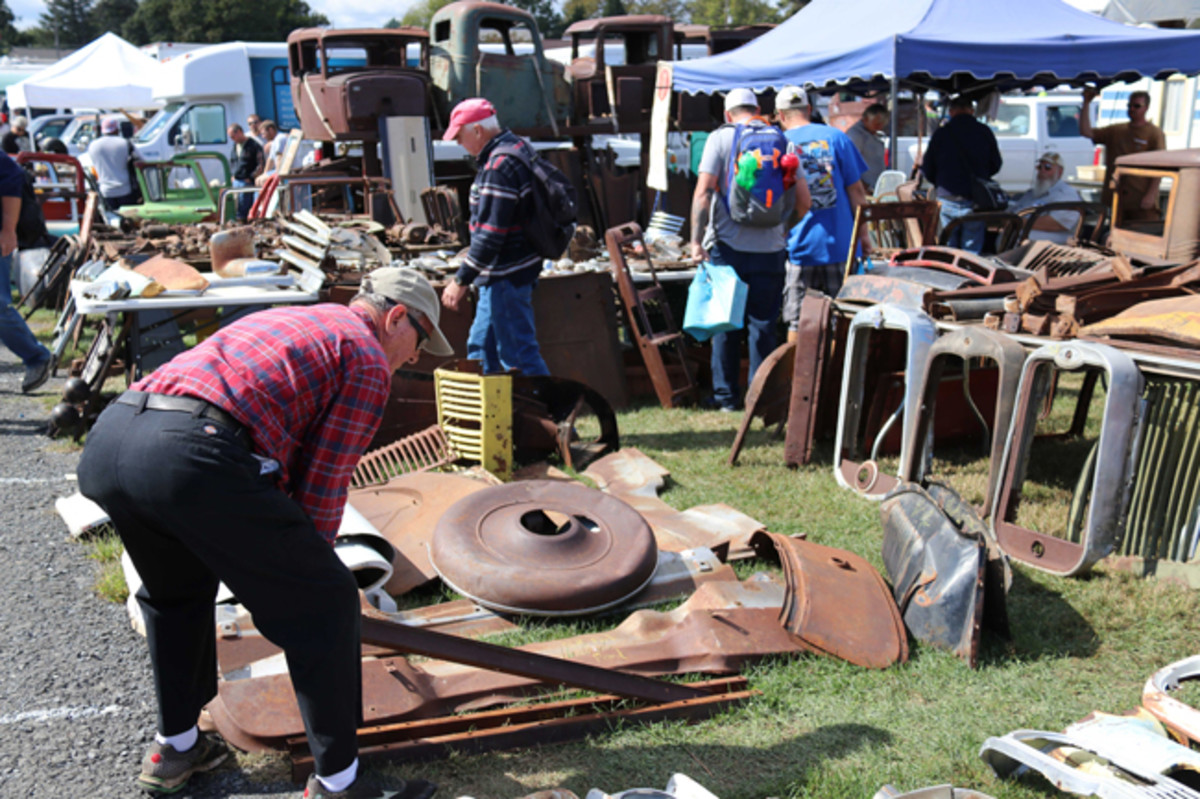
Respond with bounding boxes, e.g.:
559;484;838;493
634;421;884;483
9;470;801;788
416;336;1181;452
1143;655;1200;748
1116;375;1200;580
207;576;800;752
784;293;833;467
351;424;457;489
1082;294;1200;347
838;274;935;311
900;327;1027;519
288;676;753;780
888;246;1019;286
214;544;741;679
991;341;1144;577
429;480;659;615
729;340;794;466
605;222;697;409
834;304;938;500
583;447;767;556
879;482;1010;668
348;470;499;597
980;726;1200;798
750;531;908;669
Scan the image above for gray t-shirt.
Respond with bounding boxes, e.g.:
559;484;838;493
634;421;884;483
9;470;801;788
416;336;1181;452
1010;178;1082;245
87;135;133;198
847;120;886;189
697;123;792;254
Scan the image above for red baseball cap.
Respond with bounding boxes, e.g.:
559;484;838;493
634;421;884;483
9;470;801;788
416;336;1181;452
443;98;496;141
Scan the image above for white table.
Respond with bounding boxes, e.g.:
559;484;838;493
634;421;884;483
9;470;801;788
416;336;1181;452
70;274;323;381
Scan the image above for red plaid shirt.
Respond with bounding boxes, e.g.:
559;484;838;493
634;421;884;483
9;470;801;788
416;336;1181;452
134;303;391;543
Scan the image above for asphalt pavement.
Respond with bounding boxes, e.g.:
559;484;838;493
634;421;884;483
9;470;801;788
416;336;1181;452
0;346;303;798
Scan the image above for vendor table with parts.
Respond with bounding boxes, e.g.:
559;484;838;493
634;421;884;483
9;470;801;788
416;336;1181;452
68;275;323;391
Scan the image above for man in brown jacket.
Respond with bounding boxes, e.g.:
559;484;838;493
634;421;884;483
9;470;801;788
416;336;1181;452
1081;87;1165;221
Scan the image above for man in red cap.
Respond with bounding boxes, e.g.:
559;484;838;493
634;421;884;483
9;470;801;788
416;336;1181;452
439;98;550;376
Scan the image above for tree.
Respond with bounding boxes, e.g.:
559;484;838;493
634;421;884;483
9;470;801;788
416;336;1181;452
686;0;782;26
509;0;566;38
120;0;327;44
383;17;402;28
0;0;28;53
91;0;138;36
398;0;455;30
629;0;689;20
34;0;95;48
601;0;627;17
562;0;591;27
121;0;172;43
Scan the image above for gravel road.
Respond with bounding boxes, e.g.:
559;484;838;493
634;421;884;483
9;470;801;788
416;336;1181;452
0;347;303;799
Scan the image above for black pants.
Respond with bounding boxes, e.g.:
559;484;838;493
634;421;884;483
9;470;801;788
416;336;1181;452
77;397;361;776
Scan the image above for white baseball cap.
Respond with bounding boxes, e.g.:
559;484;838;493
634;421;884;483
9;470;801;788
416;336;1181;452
724;88;758;112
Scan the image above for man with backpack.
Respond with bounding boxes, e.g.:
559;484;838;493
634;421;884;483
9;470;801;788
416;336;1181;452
690;88;810;411
440;98;558;377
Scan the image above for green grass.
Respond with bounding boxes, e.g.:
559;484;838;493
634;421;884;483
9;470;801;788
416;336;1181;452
83;529;128;604
374;399;1200;799
76;383;1200;798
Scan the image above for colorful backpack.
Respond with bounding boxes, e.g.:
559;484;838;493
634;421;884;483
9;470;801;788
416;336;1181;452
723;120;790;228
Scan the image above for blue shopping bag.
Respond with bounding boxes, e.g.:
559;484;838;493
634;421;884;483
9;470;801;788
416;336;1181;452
682;261;749;342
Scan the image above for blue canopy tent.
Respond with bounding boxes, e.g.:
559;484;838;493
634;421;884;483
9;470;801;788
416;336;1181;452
669;0;1200;96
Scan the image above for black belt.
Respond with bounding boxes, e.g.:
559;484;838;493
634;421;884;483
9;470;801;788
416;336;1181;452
116;391;251;448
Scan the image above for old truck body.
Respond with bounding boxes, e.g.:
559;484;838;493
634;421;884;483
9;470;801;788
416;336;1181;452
288;27;431;144
429;1;570;136
1109;148;1200;263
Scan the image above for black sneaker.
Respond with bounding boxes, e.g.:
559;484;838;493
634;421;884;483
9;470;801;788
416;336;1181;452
700;395;740;413
137;733;228;794
21;359;51;394
303;772;437;799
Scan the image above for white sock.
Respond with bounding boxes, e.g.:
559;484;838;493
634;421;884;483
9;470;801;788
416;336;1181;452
318;758;359;793
155;726;198;752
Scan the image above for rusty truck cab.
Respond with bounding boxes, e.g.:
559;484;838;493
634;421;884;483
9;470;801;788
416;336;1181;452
670;24;775;131
1109;148;1200;263
564;16;673;130
288;27;432;144
428;1;570;136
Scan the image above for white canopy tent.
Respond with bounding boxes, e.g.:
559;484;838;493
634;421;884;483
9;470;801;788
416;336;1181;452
6;32;162;110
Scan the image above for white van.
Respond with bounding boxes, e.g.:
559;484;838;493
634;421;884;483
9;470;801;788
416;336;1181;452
897;95;1095;194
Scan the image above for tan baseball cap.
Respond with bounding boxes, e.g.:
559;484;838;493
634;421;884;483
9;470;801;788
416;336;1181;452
1036;151;1063;168
360;267;454;357
776;86;809;111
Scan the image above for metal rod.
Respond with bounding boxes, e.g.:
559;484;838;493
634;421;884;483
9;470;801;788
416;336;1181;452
359;616;706;704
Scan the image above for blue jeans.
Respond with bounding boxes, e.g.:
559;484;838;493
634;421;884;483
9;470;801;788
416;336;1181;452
467;279;550;376
0;252;50;367
939;197;985;254
233;178;255;221
709;242;786;408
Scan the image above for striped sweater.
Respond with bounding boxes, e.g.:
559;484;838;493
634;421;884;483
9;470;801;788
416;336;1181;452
455;130;542;288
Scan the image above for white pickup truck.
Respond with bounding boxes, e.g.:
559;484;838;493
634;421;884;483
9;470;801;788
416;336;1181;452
895;95;1095;194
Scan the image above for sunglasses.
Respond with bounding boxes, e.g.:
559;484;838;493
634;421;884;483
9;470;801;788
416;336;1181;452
1036;163;1056;170
409;311;432;347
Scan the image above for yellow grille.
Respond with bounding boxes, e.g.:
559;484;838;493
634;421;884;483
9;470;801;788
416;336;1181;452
435;367;513;480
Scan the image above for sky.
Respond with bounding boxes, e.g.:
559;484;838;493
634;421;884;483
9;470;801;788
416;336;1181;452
8;0;417;32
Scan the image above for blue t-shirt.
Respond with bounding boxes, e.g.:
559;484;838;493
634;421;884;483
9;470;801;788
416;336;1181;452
785;123;867;266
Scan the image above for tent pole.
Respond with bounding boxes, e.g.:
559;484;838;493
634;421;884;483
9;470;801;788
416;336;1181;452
889;74;898;174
